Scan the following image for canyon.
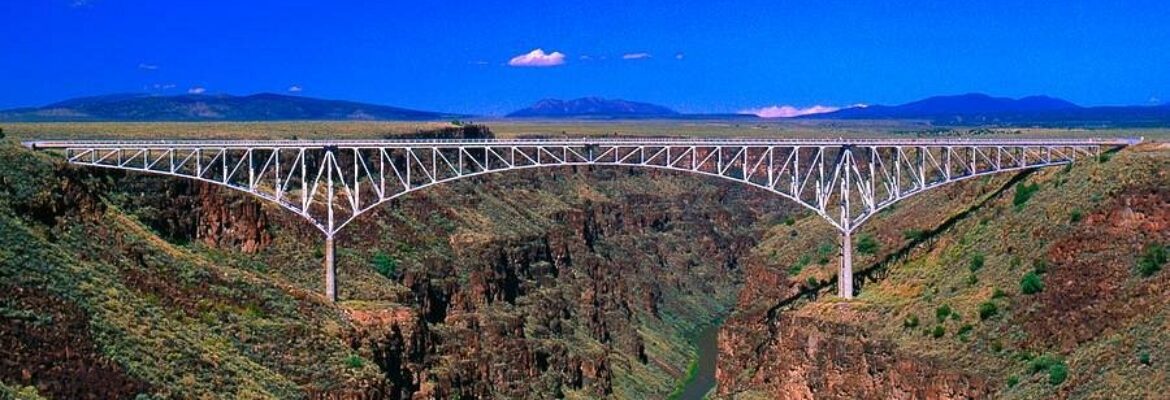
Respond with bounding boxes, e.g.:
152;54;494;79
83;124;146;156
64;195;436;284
1;132;1168;399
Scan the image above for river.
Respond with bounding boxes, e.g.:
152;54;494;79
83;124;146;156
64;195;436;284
677;324;719;399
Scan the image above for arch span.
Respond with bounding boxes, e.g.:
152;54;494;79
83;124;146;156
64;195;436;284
28;138;1135;301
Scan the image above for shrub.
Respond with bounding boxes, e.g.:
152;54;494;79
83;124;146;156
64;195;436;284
992;288;1007;299
1032;259;1048;274
1048;362;1068;385
903;315;919;329
806;277;818;288
1020;272;1044;295
1013;182;1041;208
1006;375;1020;388
932;325;945;338
1029;355;1068;385
957;324;974;336
789;254;811;275
978;302;998;320
936;304;952;322
371;252;398;279
969;253;985;273
1137;243;1168;277
784;216;796;226
345;354;365;369
816;243;835;264
966;274;978;286
856;234;879;255
1069;208;1083;223
1139;351;1151;365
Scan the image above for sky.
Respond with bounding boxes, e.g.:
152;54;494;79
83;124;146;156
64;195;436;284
2;0;1168;115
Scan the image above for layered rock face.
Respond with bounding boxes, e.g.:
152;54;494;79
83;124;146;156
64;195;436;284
112;165;796;398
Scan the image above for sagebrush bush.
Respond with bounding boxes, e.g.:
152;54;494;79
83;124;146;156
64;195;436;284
856;234;879;255
978;301;998;320
1021;272;1044;295
1137;243;1167;277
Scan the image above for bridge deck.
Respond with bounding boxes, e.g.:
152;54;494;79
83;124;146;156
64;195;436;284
23;137;1142;149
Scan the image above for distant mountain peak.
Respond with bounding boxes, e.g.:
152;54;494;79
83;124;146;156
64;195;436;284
507;97;678;118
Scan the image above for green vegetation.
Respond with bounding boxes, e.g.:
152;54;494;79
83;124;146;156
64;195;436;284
345;355;366;369
1013;182;1041;209
1029;355;1068;385
956;324;974;340
1137;242;1167;277
1069;208;1083;223
856;234;879;255
1020;272;1044;295
931;325;946;339
903;314;919;329
902;229;928;242
666;357;700;400
788;254;811;275
815;242;836;264
370;251;398;279
978;301;998;320
1006;375;1020;388
1032;259;1048;274
969;253;985;273
935;304;952;322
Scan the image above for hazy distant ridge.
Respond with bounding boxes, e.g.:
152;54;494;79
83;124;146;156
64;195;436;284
506;97;680;118
0;93;460;122
802;93;1170;125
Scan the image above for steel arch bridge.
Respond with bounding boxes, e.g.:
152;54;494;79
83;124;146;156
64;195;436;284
26;137;1137;301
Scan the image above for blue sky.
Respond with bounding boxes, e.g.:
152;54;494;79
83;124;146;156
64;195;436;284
2;0;1168;115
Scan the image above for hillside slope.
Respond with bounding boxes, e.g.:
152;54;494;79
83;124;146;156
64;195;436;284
718;144;1170;399
0;138;800;399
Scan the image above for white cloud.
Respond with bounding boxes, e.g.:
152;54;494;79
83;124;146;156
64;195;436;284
70;0;92;8
1150;97;1161;105
741;105;840;118
138;63;159;70
508;49;565;67
579;55;592;61
188;86;206;94
288;85;303;93
622;52;652;60
674;52;685;60
148;83;175;90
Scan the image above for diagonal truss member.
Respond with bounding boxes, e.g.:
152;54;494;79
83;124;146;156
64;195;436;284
26;137;1139;301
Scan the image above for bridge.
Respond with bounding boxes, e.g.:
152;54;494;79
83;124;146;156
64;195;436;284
25;137;1138;301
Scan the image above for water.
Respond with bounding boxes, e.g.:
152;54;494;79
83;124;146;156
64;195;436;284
678;325;719;399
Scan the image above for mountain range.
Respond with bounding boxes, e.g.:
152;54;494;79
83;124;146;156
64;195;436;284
2;92;1169;126
506;97;680;118
0;93;460;122
802;93;1170;126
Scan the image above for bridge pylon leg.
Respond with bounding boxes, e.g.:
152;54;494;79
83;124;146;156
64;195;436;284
839;230;854;299
324;235;337;302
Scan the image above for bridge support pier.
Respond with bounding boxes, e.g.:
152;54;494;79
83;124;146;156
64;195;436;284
839;230;854;299
324;235;337;302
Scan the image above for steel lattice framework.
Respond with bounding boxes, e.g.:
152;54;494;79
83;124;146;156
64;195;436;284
27;138;1137;301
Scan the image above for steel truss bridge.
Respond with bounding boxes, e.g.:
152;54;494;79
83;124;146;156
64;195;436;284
26;137;1138;301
